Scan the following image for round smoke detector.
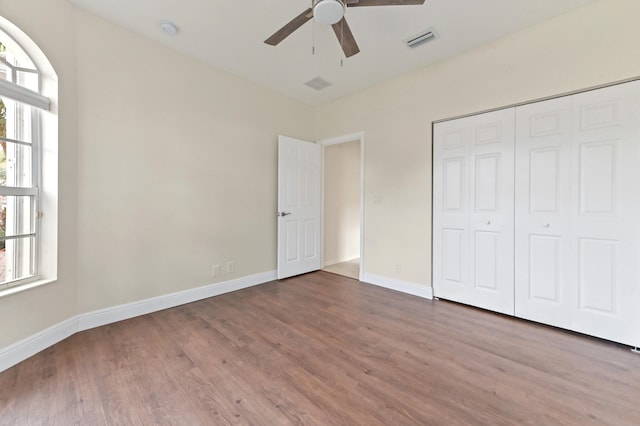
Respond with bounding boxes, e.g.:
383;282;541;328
159;21;179;35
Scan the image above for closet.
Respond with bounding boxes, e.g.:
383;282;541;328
433;80;640;348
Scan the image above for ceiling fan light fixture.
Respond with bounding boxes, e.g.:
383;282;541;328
313;0;346;25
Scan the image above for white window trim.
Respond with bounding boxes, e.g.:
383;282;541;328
0;17;58;298
0;45;49;292
0;78;49;111
0;100;41;290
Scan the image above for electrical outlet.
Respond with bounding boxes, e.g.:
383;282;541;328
226;261;235;274
396;264;402;273
212;264;221;277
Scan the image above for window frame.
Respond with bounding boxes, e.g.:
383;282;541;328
0;38;48;291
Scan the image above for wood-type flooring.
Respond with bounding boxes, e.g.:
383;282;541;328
1;271;639;425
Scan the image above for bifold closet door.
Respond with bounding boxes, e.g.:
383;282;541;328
515;80;640;347
514;96;573;328
433;108;515;315
568;81;640;347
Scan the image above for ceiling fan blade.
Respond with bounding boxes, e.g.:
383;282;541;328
264;8;314;46
332;18;360;58
346;0;425;7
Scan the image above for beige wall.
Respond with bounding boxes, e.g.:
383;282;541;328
0;0;79;348
74;11;314;312
0;0;315;348
2;0;640;351
316;0;640;288
324;140;360;266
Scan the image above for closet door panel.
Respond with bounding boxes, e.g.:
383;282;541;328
468;109;515;315
433;120;471;303
433;108;515;314
514;96;572;328
570;81;640;347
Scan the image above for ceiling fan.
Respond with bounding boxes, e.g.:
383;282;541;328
264;0;426;58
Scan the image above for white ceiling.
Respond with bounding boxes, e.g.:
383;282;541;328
68;0;598;106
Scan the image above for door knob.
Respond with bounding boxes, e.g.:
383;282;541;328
544;223;550;228
278;212;292;217
486;221;491;225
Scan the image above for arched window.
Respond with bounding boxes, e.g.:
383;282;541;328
0;21;55;293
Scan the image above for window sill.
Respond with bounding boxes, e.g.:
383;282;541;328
0;278;56;299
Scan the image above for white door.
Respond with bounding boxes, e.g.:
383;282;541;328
569;81;640;347
433;108;515;315
433;117;471;303
514;96;573;328
467;109;515;315
277;135;322;279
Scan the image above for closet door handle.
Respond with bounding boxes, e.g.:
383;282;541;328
544;223;550;228
486;221;491;226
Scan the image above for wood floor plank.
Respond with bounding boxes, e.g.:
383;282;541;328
1;271;640;425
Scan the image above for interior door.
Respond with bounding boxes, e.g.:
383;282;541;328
514;96;573;328
277;135;322;279
433;109;515;315
569;81;640;347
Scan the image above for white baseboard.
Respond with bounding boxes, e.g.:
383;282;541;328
0;270;276;373
78;270;276;331
361;273;433;299
0;317;78;374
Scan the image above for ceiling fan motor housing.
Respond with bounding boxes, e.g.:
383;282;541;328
264;0;426;58
313;0;346;25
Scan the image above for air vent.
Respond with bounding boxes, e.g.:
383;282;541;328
305;77;332;91
406;29;437;48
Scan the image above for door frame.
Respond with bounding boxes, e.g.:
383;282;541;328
317;131;365;281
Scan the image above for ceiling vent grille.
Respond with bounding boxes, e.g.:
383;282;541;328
305;77;332;91
406;29;437;48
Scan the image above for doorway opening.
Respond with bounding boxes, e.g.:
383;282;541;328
320;132;364;281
